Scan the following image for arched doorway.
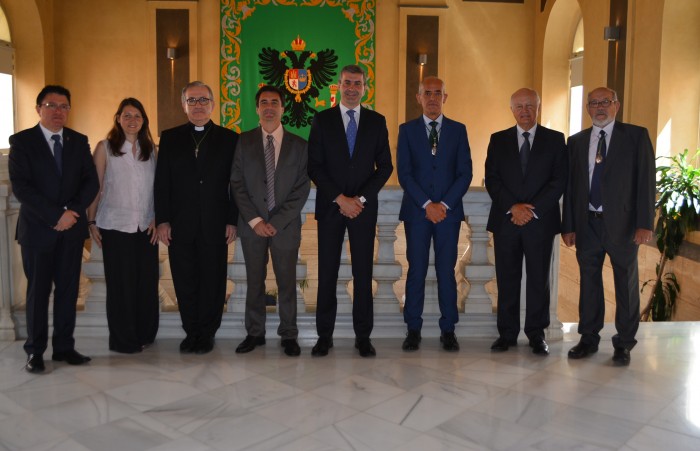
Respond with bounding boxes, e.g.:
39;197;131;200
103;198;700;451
0;5;13;151
541;0;583;137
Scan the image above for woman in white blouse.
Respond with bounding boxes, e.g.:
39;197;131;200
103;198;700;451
87;98;159;353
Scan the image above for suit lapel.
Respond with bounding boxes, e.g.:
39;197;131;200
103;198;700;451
605;122;626;174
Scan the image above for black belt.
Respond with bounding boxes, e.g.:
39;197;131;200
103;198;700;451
588;211;603;219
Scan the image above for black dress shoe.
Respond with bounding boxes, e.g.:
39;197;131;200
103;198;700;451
612;347;631;366
440;332;460;352
235;335;266;354
281;339;301;357
355;338;376;357
311;336;333;357
402;330;421;351
180;335;197;353
567;341;598;359
194;336;215;354
26;354;45;374
529;339;550;356
490;336;517;352
52;350;91;365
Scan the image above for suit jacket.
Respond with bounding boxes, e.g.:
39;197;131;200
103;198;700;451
397;116;472;223
231;126;310;249
9;124;99;247
154;121;239;245
307;105;393;219
485;125;568;235
562;121;655;243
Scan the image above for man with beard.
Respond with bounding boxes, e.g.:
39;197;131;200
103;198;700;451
155;81;239;354
562;87;655;366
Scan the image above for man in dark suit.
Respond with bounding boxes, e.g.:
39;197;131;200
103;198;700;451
562;87;655;366
397;76;472;352
307;64;393;357
9;85;99;373
231;85;310;357
154;81;239;355
485;88;567;356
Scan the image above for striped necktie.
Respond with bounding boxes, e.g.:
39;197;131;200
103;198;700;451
265;134;276;211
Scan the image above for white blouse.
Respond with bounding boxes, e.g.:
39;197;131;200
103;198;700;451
95;139;156;233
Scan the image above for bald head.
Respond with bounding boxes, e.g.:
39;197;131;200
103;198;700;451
510;88;540;130
417;76;447;120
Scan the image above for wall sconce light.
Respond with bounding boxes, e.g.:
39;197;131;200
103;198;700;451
418;53;428;66
604;26;621;42
166;47;177;60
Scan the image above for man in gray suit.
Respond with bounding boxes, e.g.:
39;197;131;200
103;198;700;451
231;85;310;356
562;87;655;366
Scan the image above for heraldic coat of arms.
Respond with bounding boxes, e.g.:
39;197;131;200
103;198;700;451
259;36;339;128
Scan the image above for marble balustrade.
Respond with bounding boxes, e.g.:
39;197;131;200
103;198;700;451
0;175;563;340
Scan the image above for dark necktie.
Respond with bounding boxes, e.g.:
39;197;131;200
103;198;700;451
265;135;276;211
346;109;357;157
520;131;530;175
51;134;63;175
589;130;607;209
429;121;439;155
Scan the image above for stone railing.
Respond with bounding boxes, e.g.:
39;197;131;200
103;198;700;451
0;178;563;341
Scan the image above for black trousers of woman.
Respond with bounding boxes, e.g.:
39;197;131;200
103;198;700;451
101;228;159;353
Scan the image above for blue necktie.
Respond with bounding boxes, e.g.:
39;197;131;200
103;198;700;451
346;110;357;157
520;131;530;175
51;134;63;175
589;130;607;209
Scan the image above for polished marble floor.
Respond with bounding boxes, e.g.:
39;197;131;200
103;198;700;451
1;322;699;451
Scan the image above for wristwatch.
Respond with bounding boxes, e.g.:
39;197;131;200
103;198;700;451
359;196;367;204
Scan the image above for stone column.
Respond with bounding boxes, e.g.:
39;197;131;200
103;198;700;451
0;182;16;340
227;238;247;313
462;188;495;314
373;189;403;313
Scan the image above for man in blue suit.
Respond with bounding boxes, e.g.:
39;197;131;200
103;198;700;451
485;88;567;356
9;85;99;373
397;76;472;352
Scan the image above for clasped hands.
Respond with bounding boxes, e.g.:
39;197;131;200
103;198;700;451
425;202;447;224
510;203;535;226
336;194;364;219
253;221;277;237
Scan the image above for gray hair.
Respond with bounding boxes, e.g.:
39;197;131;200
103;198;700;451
181;81;214;103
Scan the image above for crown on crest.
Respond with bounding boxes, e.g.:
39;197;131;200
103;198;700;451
291;35;306;51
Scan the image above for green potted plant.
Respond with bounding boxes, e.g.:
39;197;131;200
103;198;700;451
640;149;700;321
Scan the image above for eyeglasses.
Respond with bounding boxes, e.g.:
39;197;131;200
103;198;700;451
185;97;212;106
39;102;71;111
588;99;615;108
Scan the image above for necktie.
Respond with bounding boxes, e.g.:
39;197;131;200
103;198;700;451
346;109;357;157
429;121;439;155
520;131;530;175
589;130;607;209
51;134;63;175
265;134;276;211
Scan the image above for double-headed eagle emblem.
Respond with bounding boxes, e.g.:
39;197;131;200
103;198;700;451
259;36;338;128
